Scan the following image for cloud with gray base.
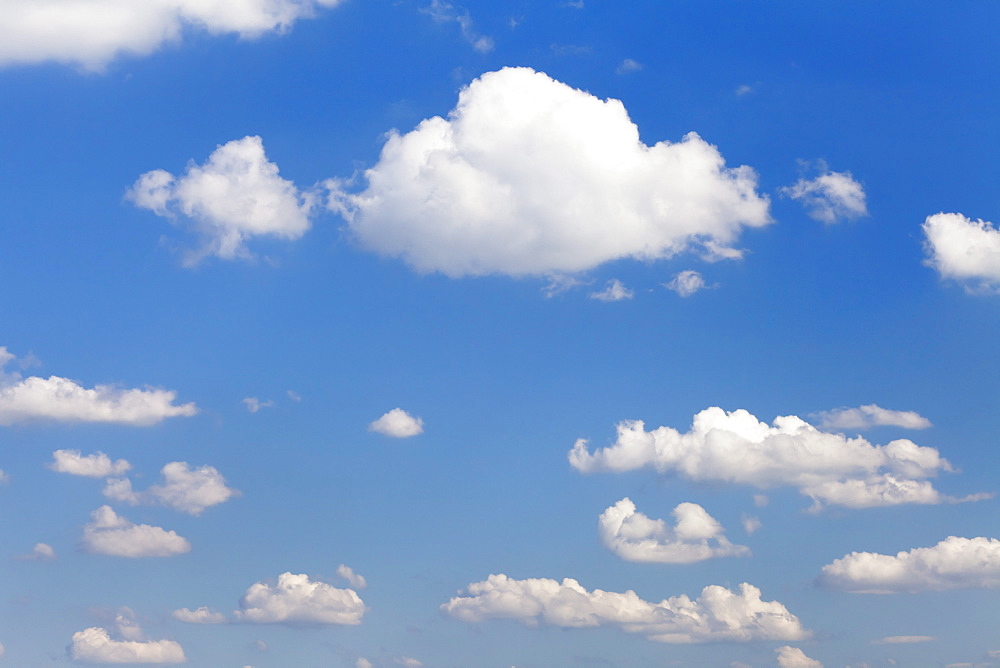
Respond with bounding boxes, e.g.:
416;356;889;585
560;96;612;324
923;213;1000;293
234;572;367;625
49;449;131;477
81;506;189;558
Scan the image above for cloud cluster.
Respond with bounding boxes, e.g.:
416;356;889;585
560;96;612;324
70;626;185;664
569;407;974;509
234;572;367;625
330;67;771;278
775;646;823;667
0;0;342;70
369;408;424;438
820;536;1000;593
104;461;239;515
129;136;315;265
81;506;190;557
810;404;932;431
922;213;1000;292
598;498;749;564
781;169;868;223
49;449;131;477
442;574;809;643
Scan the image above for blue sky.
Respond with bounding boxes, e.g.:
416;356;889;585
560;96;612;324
1;1;999;666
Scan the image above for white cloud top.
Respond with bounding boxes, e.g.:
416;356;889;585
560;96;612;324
369;408;424;438
337;564;368;589
70;626;186;664
129;136;314;265
80;505;190;557
664;269;708;297
331;67;771;277
820;536;1000;593
104;461;239;515
49;449;131;477
234;572;367;624
781;169;868;223
569;407;973;510
589;279;634;302
922;213;1000;292
0;0;342;70
598;498;749;563
19;542;57;562
172;606;227;624
442;574;809;643
811;404;932;431
775;646;823;667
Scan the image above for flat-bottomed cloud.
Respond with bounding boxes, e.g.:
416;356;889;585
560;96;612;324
369;408;424;438
922;213;1000;292
80;505;190;558
70;626;186;664
234;572;367;625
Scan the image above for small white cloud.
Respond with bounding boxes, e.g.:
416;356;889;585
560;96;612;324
172;606;227;624
286;390;302;402
420;0;493;53
735;84;753;96
589;279;634;302
742;514;762;535
599;498;749;563
664;270;709;297
541;274;585;298
104;461;239;516
0;347;196;426
753;494;769;507
615;58;642;74
875;635;934;644
243;397;275;413
234;572;367;625
0;469;8;484
443;574;809;643
395;658;424;667
337;564;368;589
923;213;1000;292
70;626;186;664
781;166;868;224
49;449;131;477
18;542;57;562
811;404;932;431
820;536;1000;593
329;67;771;278
776;646;823;667
128;136;315;266
254;639;268;652
356;659;374;668
369;408;424;438
80;506;190;558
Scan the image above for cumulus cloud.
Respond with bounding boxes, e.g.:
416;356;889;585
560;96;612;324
664;269;709;297
922;213;1000;292
330;67;771;278
875;636;934;644
0;0;342;70
80;506;190;557
49;449;131;477
819;536;1000;593
70;626;185;664
172;606;227;624
18;542;56;562
369;408;424;438
337;564;367;589
128;136;315;265
569;406;978;510
0;347;196;426
589;279;634;302
776;646;823;667
811;404;932;431
104;461;238;515
616;58;642;74
442;574;808;643
742;514;762;535
781;168;868;223
234;572;366;625
598;498;749;563
421;0;493;53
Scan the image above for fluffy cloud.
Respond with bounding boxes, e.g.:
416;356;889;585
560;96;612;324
569;407;977;510
776;646;823;667
49;449;131;477
922;213;1000;292
442;574;809;643
330;67;771;278
598;498;749;563
819;536;1000;593
172;606;226;624
128;136;315;265
369;408;424;438
589;279;634;302
70;626;185;664
0;0;342;70
18;542;56;562
80;505;190;557
337;564;367;589
0;347;196;426
234;572;367;625
104;461;239;515
875;636;934;644
781;169;868;223
811;404;932;431
664;269;708;297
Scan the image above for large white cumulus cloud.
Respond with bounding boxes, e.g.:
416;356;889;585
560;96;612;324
330;67;771;277
70;626;186;663
569;407;979;510
599;498;749;563
922;213;1000;292
442;574;809;643
0;0;342;70
234;572;366;625
820;536;1000;593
